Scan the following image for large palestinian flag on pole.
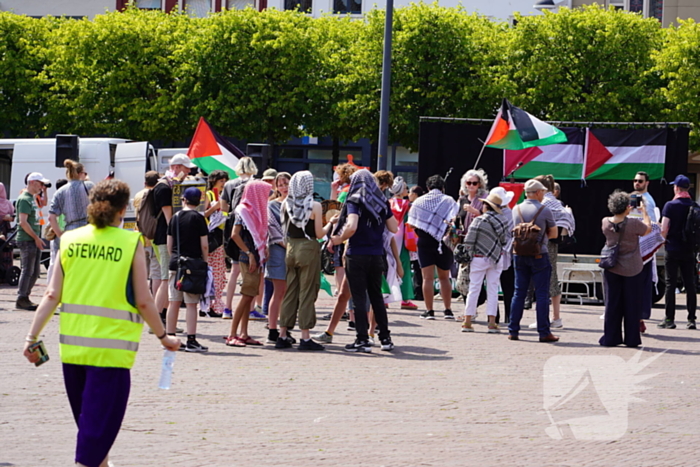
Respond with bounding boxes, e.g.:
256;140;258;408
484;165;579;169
187;117;245;179
583;128;667;180
504;128;584;180
485;99;568;150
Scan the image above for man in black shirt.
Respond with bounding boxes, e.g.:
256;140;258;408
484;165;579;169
153;154;195;326
659;174;697;330
166;187;209;352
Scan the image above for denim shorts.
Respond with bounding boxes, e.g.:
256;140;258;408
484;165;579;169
265;244;287;281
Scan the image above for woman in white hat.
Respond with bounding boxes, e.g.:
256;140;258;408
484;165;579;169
490;186;515;324
460;192;508;333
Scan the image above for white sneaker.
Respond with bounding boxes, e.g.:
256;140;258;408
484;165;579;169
367;337;375;347
551;318;563;329
600;314;605;320
528;322;537;329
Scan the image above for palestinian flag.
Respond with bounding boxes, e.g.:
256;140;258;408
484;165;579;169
485;99;568;150
583;128;666;180
187;117;245;179
504;128;584;180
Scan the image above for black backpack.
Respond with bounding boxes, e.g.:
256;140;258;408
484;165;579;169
682;202;700;251
223;178;250;258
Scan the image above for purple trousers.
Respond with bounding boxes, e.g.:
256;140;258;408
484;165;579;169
63;364;131;467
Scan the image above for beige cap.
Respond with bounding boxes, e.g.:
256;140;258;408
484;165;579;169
524;179;547;193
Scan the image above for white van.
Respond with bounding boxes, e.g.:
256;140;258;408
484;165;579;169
2;137;157;229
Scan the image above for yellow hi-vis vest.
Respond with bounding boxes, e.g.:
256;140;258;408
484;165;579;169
59;224;143;369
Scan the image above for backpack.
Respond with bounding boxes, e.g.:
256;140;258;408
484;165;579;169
682;202;700;251
512;205;545;256
135;184;163;240
223;178;250;258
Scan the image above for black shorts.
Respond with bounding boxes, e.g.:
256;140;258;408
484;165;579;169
416;230;454;271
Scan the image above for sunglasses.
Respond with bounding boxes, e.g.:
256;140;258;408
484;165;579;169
633;179;646;183
465;181;480;186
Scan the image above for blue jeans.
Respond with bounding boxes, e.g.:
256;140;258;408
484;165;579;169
17;240;42;300
509;254;552;338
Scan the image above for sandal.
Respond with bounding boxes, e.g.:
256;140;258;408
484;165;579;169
242;336;263;346
225;336;246;347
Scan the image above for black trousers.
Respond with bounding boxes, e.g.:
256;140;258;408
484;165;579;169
346;255;390;342
600;269;643;347
664;251;697;322
411;259;423;300
497;264;515;323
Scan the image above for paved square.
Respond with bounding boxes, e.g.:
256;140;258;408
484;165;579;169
1;277;698;466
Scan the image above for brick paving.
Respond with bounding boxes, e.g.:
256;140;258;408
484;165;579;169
0;270;698;467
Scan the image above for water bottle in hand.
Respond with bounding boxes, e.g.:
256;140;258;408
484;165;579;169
158;350;176;390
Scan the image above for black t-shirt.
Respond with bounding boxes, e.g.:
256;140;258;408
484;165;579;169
168;210;209;270
662;198;695;253
153;181;172;245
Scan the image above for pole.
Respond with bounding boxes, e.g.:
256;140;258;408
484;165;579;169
472;138;487;170
377;0;394;171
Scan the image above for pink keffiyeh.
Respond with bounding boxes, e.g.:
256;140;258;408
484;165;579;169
0;183;13;218
235;181;270;264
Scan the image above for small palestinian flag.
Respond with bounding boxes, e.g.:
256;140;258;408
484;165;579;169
504;128;584;180
187;117;245;179
486;99;568;150
583;128;666;180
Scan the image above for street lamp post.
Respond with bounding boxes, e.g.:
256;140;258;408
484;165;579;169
377;0;394;171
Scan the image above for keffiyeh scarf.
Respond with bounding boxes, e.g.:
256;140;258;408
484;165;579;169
283;171;314;238
235;181;270;264
408;189;459;245
346;169;390;224
543;192;575;234
462;211;508;265
389;176;407;197
268;200;284;246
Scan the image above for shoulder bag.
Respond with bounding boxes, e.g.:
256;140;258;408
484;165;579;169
174;211;209;294
599;218;626;269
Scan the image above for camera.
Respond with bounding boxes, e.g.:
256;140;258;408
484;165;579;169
43;182;52;189
630;194;642;208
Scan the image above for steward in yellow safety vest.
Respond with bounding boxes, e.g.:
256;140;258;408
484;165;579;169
59;224;144;368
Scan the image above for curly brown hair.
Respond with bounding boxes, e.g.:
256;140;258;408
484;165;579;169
335;163;357;185
88;179;130;229
374;170;394;189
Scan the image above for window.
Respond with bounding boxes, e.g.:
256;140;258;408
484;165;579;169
284;0;312;13
184;0;211;17
227;0;255;9
136;0;162;8
333;0;361;14
609;0;662;22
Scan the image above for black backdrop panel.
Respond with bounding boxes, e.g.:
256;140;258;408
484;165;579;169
418;122;689;255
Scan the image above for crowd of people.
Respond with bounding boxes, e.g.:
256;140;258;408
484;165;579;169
14;152;697;467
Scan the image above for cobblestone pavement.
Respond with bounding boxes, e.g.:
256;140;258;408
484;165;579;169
0;271;698;467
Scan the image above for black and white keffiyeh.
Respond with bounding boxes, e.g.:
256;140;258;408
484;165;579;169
268;200;284;246
543;192;575;234
408;189;459;244
283;171;314;237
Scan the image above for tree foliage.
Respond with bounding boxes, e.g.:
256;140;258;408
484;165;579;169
654;19;700;148
176;8;321;144
0;13;53;137
502;5;666;123
2;4;700;150
41;7;190;141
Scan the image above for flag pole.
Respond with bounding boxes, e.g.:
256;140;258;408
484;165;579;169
473;138;487;170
